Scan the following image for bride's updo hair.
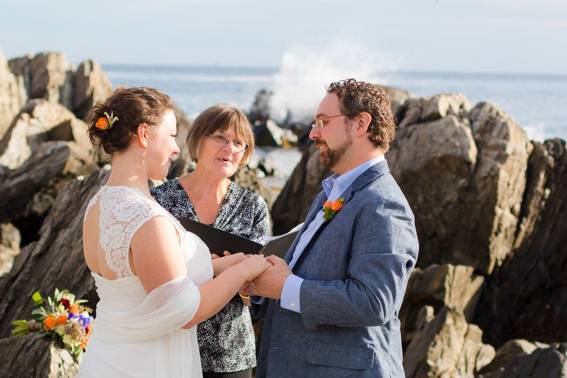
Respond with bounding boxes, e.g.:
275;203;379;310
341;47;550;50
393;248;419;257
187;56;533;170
86;87;174;154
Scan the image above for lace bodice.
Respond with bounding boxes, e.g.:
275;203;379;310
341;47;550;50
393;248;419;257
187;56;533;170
80;185;213;377
86;186;185;278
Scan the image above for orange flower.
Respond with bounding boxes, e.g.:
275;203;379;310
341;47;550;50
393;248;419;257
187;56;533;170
95;117;109;130
56;314;67;325
43;315;57;330
69;304;80;315
330;200;343;212
80;337;89;349
322;197;345;221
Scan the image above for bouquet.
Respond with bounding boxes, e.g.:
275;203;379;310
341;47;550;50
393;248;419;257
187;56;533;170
12;288;94;361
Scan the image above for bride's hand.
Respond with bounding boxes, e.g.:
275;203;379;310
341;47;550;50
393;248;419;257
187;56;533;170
239;254;271;281
212;252;247;276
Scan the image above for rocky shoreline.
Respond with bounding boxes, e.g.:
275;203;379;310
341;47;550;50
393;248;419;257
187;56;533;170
0;50;566;377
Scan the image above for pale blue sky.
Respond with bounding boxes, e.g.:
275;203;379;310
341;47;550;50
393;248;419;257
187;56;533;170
1;0;566;74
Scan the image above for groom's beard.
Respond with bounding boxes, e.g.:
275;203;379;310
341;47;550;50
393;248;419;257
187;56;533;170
315;134;353;169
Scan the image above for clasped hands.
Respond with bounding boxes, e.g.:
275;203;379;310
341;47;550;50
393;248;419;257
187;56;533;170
213;251;291;300
242;254;291;300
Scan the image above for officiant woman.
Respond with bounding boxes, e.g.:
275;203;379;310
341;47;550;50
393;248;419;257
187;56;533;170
151;104;270;378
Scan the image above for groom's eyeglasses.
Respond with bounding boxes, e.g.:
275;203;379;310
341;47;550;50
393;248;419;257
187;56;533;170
208;133;248;153
311;114;345;130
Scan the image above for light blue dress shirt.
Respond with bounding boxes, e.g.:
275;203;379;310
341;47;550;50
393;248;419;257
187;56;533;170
280;155;385;313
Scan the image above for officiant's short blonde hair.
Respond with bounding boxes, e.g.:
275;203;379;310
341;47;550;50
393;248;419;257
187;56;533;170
187;104;255;166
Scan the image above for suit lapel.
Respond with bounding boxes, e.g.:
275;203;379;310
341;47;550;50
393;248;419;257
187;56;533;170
290;160;391;271
291;219;331;273
340;160;390;205
283;190;327;264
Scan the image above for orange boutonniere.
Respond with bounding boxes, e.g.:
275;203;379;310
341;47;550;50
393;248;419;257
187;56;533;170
95;111;119;130
322;197;344;221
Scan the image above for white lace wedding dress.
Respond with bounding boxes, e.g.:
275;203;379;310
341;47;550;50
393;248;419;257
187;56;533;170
78;186;213;378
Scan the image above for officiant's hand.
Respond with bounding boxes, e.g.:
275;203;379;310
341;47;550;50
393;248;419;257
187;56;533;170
249;255;291;299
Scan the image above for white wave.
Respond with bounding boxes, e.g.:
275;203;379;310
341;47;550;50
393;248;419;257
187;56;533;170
523;122;546;142
269;40;392;123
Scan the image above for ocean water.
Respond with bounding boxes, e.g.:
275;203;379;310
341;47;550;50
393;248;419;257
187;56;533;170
104;64;567;141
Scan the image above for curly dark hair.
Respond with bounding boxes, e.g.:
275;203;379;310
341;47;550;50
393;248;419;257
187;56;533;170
86;87;174;154
327;78;395;150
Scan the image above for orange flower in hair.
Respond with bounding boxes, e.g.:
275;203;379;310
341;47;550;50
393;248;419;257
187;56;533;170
95;111;119;130
95;117;109;130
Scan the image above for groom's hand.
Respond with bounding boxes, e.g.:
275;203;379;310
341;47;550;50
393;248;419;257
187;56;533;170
250;255;291;299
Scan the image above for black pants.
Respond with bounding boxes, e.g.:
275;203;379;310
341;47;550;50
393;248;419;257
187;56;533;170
203;369;252;378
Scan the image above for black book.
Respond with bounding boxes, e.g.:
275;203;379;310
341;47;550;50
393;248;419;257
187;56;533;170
179;217;299;259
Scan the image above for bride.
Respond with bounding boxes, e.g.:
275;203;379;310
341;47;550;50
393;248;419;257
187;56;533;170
78;87;271;377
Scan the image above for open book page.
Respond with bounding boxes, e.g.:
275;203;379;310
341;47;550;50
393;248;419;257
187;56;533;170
179;218;302;257
258;223;303;258
259;223;304;245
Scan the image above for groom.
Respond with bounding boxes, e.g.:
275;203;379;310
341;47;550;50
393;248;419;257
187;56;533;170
249;79;419;377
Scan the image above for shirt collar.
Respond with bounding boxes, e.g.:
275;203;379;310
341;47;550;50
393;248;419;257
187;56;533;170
322;155;385;198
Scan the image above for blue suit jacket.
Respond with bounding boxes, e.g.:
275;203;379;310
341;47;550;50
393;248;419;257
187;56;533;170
255;160;419;378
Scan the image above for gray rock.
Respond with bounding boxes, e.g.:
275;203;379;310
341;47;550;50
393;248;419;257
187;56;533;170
254;147;302;178
73;59;112;119
232;165;274;210
0;51;25;140
478;343;567;378
401;264;484;346
7;54;33;94
398;93;471;127
0;167;109;339
463;102;532;273
403;307;495;377
387;115;478;268
422;93;471;122
0;99;94;170
254;119;297;147
0;223;20;277
476;139;567;346
478;339;548;375
378;85;411;116
166;105;193;179
9;52;75;109
248;89;273;124
0;142;77;224
0;333;78;377
388;100;531;274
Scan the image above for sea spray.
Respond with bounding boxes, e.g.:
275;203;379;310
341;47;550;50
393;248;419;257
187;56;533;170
269;41;391;124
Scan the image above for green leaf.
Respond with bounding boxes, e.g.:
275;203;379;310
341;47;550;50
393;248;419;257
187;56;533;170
11;328;30;336
31;291;43;305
